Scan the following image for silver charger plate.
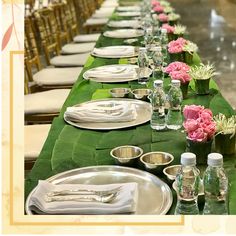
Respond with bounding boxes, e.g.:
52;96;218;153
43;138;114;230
83;64;152;83
26;165;173;215
64;98;152;130
103;29;144;39
91;46;139;58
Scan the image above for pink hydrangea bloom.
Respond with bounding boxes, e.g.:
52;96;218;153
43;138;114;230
151;0;160;6
169;71;191;83
161;24;175;33
164;62;190;73
168;37;187;54
188;128;208;142
200;122;216;140
183;119;199;133
183;105;216;142
158;13;169;22
164;62;191;83
199;109;213;121
154;5;164;13
183;105;204;120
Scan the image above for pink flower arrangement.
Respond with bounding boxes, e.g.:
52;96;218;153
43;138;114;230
168;37;187;54
164;62;191;84
151;0;160;6
161;24;175;33
154;5;164;13
158;13;169;22
183;105;216;142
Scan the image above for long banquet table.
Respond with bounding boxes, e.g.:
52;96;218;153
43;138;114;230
25;4;236;214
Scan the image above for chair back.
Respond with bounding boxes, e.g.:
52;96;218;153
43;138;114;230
52;2;71;43
65;0;79;38
25;16;42;81
34;7;60;65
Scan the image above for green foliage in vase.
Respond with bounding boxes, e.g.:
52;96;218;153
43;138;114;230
164;6;174;13
189;63;217;80
168;13;181;21
183;41;198;54
174;24;187;35
160;0;171;7
214;113;236;138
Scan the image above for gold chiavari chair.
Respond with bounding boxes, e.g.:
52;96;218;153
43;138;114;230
51;0;97;54
25;16;83;91
63;0;79;39
24;62;70;124
33;8;60;65
34;8;90;67
52;2;71;45
73;0;108;33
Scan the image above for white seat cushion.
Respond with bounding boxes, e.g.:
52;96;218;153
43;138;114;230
24;124;51;160
25;89;70;115
84;18;108;26
61;42;95;55
73;33;100;43
50;53;90;67
92;12;113;18
95;7;115;13
33;67;83;86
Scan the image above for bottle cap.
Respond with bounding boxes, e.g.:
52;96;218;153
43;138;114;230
161;28;167;34
207;153;223;167
181;152;196;166
153;80;163;88
171;79;181;86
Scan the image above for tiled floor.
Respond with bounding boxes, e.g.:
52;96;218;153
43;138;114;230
171;0;236;109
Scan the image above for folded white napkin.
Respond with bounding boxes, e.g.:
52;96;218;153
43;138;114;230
85;66;136;80
29;180;138;214
108;20;141;28
93;46;135;57
117;6;141;12
65;101;137;123
104;30;143;38
117;12;141;17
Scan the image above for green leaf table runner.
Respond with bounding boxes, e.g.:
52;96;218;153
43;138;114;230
25;11;236;215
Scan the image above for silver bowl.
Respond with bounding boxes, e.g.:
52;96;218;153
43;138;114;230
163;165;181;182
131;89;152;101
109;88;130;98
140;152;174;173
110;145;143;165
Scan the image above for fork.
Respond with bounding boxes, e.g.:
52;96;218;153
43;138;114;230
46;186;122;197
45;192;117;203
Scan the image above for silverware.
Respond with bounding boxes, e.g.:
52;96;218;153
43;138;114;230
47;186;121;197
45;192;117;203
